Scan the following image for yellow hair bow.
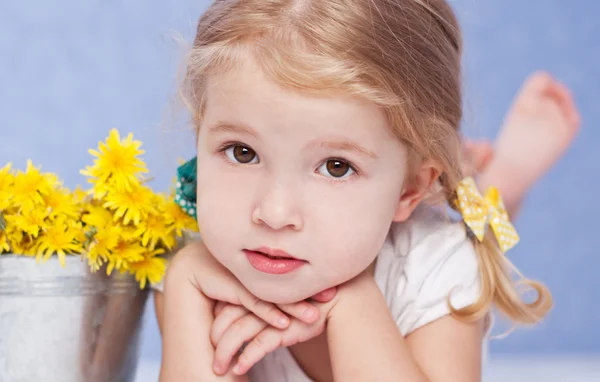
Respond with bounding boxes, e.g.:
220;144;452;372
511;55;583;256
456;177;519;253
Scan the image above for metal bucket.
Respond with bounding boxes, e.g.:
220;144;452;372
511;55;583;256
0;255;149;382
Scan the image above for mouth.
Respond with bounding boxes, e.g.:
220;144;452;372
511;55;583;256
251;247;300;260
243;247;307;275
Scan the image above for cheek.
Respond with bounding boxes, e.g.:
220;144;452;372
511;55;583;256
195;158;251;254
318;213;390;278
308;179;402;278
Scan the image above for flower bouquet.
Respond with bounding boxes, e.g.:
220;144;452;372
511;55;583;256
0;129;198;382
0;128;198;288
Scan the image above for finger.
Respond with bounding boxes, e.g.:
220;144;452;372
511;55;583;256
211;304;249;347
213;300;228;316
236;289;290;329
311;286;337;303
232;327;283;375
213;315;268;375
277;301;319;324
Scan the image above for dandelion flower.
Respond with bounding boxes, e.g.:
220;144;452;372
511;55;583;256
85;226;120;271
128;248;167;289
105;239;146;275
67;219;87;246
164;198;199;236
43;187;80;219
103;183;155;226
81;129;148;193
0;163;14;211
0;230;10;253
5;226;36;256
73;185;90;204
82;204;115;229
4;206;49;237
36;216;83;266
11;161;57;211
134;211;175;250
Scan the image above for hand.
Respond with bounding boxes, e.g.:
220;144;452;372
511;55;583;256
210;290;339;376
189;241;333;329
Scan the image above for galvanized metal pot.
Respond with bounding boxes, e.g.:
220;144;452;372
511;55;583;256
0;255;149;382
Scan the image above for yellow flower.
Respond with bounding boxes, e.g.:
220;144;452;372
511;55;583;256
4;207;49;238
86;245;107;272
5;226;36;256
134;211;176;250
0;230;10;253
128;248;167;289
105;239;146;275
0;163;15;211
102;183;155;226
85;226;120;271
81;129;148;193
43;187;80;219
11;161;57;211
73;185;90;204
68;219;87;245
82;204;114;229
164;198;199;236
0;211;6;230
116;225;139;241
36;216;83;266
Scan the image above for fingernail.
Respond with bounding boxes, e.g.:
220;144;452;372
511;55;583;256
213;361;222;374
303;307;316;321
232;364;242;375
277;316;289;328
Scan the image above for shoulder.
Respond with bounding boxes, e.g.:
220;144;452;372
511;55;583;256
375;205;481;335
164;240;208;288
376;205;476;278
151;232;203;293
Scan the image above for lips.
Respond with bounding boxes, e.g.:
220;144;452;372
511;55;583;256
243;247;307;275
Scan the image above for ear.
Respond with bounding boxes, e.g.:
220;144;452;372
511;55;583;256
393;160;441;222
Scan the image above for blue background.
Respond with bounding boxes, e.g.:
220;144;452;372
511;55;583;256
0;0;598;361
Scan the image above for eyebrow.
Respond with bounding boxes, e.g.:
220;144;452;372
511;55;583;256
317;140;378;159
207;121;258;138
208;121;378;159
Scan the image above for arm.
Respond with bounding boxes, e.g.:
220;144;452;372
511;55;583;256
405;315;484;381
326;273;428;381
154;291;165;336
159;243;248;382
158;240;327;380
326;273;484;382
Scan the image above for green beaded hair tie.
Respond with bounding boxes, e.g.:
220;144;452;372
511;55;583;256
175;157;198;219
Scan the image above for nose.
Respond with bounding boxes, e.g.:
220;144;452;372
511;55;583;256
251;180;303;231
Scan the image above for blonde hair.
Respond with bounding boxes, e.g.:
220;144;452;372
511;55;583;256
182;0;552;324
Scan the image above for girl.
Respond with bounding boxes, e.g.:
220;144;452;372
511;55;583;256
159;1;555;380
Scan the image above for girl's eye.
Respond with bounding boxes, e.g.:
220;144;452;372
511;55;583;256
224;145;259;164
317;159;355;178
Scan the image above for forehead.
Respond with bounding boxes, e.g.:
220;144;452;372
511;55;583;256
202;56;396;146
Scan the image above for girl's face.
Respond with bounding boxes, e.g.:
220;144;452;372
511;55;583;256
196;57;410;304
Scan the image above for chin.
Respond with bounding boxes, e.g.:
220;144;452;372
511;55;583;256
245;282;317;304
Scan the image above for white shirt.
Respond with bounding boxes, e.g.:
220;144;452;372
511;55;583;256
248;205;484;382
